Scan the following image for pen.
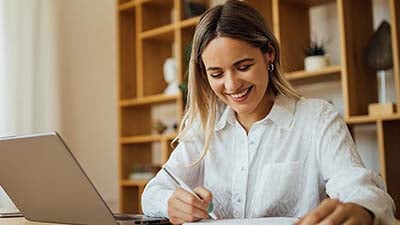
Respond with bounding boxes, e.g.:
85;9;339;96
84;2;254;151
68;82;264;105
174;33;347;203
162;166;218;220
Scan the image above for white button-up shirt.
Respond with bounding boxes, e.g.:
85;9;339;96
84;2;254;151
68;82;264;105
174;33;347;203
142;95;396;225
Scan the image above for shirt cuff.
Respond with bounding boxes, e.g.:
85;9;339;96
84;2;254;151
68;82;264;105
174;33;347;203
159;189;174;218
347;201;396;225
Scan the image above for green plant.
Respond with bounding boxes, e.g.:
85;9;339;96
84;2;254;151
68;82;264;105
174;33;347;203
179;41;192;104
153;120;167;134
304;41;326;56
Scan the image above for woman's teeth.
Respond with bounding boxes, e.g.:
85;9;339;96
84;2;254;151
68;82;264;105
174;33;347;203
231;87;250;98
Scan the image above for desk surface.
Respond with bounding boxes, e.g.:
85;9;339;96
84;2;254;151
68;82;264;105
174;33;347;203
0;217;60;224
2;217;400;225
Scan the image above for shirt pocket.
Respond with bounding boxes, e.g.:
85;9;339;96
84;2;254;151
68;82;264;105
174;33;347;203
250;161;304;217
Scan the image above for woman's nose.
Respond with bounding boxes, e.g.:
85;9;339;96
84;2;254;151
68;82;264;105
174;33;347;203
224;72;241;92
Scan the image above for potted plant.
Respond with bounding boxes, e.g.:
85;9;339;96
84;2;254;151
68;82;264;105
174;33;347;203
153;120;167;134
304;40;330;71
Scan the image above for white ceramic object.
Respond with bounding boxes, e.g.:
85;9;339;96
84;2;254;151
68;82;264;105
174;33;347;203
304;55;330;71
163;57;179;95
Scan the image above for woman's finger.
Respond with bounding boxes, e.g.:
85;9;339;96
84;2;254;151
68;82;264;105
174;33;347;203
296;198;341;225
193;186;213;203
318;202;347;225
342;217;359;225
169;215;185;225
171;196;209;219
174;188;208;210
169;204;203;222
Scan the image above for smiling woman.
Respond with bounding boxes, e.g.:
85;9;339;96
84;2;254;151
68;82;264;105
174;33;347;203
141;1;396;225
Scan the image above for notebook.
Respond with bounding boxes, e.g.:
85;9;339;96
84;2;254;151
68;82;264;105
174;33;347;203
184;217;297;225
0;132;170;225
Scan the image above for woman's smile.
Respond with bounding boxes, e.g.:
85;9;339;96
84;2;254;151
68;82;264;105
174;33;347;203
226;85;253;102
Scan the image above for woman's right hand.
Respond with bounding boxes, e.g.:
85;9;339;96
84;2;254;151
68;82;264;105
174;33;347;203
167;186;212;225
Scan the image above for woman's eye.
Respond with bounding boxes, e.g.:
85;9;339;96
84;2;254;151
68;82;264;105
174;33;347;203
237;64;252;71
210;72;223;78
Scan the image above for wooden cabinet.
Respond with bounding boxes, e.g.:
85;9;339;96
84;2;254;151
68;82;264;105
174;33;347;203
116;0;400;218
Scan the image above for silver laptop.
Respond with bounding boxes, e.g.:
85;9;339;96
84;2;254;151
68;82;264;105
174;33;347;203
0;132;170;225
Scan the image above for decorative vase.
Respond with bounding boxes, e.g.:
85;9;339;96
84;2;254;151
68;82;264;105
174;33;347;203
304;55;330;71
163;57;179;95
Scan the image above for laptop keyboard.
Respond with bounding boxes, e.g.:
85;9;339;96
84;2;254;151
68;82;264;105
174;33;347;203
113;213;171;224
114;214;137;221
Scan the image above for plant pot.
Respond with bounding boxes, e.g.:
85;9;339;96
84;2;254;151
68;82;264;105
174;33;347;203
304;55;330;71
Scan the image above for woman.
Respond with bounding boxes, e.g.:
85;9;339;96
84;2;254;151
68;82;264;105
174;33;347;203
142;1;396;224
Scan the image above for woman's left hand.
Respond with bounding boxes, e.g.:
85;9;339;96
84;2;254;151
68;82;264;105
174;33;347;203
295;198;374;225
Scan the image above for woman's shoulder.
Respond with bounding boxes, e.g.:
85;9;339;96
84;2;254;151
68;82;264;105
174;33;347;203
179;117;203;140
295;97;337;115
292;97;341;126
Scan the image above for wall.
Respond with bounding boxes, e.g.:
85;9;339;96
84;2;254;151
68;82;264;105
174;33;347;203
56;0;119;211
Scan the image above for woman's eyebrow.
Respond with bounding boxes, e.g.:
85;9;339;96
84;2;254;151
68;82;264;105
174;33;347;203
206;58;255;71
233;58;255;66
206;66;221;71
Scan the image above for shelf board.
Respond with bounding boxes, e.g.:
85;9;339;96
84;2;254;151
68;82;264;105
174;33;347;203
139;0;173;7
285;65;341;81
120;133;177;144
140;24;175;41
345;113;400;125
120;179;149;187
120;94;179;107
164;133;177;141
179;16;201;28
345;115;377;125
282;0;336;7
118;1;135;11
138;0;151;3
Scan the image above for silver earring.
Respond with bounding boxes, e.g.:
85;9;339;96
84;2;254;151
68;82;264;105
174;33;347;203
268;63;275;72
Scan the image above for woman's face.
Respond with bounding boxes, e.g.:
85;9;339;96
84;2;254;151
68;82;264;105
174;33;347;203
201;37;274;120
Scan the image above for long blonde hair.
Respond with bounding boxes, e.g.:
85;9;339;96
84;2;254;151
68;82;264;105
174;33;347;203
175;0;300;165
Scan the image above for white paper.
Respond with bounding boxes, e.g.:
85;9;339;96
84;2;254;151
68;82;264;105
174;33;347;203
184;217;298;225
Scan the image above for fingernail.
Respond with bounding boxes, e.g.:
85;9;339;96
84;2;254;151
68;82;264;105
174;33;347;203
207;202;214;213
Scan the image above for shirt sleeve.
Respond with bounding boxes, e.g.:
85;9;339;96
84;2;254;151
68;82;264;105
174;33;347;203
141;128;205;218
314;102;396;225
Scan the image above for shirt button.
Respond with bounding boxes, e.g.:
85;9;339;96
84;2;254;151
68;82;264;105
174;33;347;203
249;140;254;145
237;198;241;203
240;166;245;171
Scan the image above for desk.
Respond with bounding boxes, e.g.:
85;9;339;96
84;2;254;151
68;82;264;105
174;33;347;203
2;217;400;225
0;217;59;225
0;217;173;225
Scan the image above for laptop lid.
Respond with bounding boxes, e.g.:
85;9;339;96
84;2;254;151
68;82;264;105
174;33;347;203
0;132;118;225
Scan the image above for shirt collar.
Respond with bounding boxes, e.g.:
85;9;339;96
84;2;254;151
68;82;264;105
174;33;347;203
215;94;296;131
263;94;296;129
215;104;236;131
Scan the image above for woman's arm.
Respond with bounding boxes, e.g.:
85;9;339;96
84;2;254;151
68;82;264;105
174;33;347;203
141;135;205;218
298;102;396;225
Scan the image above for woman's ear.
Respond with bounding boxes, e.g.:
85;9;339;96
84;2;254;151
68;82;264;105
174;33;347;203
264;42;276;64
